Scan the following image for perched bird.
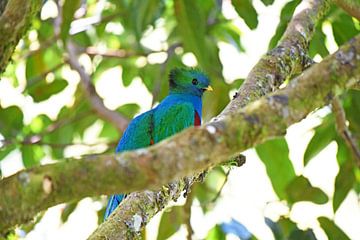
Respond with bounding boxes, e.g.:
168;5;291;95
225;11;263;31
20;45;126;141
104;67;212;220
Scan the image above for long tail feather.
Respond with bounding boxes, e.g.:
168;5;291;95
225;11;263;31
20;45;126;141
104;194;124;220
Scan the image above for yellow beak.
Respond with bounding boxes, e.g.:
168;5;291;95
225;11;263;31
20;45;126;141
204;85;213;91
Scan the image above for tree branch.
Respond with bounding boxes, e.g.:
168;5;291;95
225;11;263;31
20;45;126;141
1;32;359;234
219;0;329;117
0;0;42;74
334;0;360;21
66;41;129;132
332;97;360;166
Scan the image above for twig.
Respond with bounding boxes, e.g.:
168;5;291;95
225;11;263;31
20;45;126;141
183;186;194;240
66;41;129;132
332;97;360;167
26;62;66;89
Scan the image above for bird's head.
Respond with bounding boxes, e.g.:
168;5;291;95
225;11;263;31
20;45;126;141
168;68;212;97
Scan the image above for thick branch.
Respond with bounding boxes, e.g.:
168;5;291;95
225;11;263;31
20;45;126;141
1;33;360;233
334;0;360;20
0;0;42;74
219;0;329;116
66;41;129;132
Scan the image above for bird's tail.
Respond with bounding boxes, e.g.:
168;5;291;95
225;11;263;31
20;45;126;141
104;194;125;220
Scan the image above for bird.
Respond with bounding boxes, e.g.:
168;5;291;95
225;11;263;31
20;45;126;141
104;67;212;220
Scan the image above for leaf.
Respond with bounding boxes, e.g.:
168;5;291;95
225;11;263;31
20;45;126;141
210;21;245;52
260;0;274;6
195;167;226;213
100;122;119;140
220;219;252;239
157;206;183;240
61;0;82;42
26;50;46;81
288;229;316;240
28;79;68;102
265;217;284;240
318;217;351;240
116;103;140;119
0;105;24;138
331;12;358;46
21;145;45;168
232;0;258;30
129;0;165;40
268;0;301;49
61;202;78;223
285;175;328;204
0;145;15;162
206;225;226;240
303;114;336;165
333;140;355;212
342;90;360;135
174;0;222;76
309;26;329;58
256;137;296;199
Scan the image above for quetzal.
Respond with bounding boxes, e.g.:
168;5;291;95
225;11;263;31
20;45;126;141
104;67;212;220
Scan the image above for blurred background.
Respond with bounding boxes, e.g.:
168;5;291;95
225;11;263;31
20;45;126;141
0;0;359;239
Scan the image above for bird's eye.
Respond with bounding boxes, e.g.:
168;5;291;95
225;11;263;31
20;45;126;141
192;78;198;85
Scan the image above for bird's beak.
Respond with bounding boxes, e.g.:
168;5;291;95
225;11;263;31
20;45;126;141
204;85;213;91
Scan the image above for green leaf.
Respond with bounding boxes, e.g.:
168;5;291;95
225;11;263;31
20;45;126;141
129;0;165;40
21;145;45;168
206;225;226;240
28;79;68;102
0;145;15;162
174;0;222;76
256;137;296;199
268;0;301;49
61;0;82;42
210;21;245;52
318;217;350;240
333;140;355;212
157;206;183;240
342;90;360;135
0;105;24;138
331;12;358;46
232;0;258;30
61;202;78;223
116;103;140;119
100;122;119;140
195;167;227;213
303;114;336;165
285;175;328;204
309;26;329;58
260;0;274;6
26;50;46;81
288;229;316;240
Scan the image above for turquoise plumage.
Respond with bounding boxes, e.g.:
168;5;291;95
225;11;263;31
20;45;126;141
104;67;212;220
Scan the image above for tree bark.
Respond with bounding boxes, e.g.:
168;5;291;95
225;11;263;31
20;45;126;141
1;32;360;234
0;0;42;74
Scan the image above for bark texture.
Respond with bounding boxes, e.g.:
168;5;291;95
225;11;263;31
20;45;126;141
219;0;329;116
0;0;42;73
1;32;360;234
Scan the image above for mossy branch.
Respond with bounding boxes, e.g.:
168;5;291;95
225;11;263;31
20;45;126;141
0;0;42;74
1;32;360;234
219;0;329;116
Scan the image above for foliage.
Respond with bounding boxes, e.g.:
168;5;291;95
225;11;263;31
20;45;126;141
0;0;359;239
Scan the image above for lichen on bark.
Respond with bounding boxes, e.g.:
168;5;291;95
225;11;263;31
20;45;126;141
0;0;42;74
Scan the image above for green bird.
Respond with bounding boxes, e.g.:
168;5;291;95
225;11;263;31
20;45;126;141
104;67;212;220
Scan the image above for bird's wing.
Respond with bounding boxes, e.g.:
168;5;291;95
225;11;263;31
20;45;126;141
153;102;195;143
116;110;154;152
